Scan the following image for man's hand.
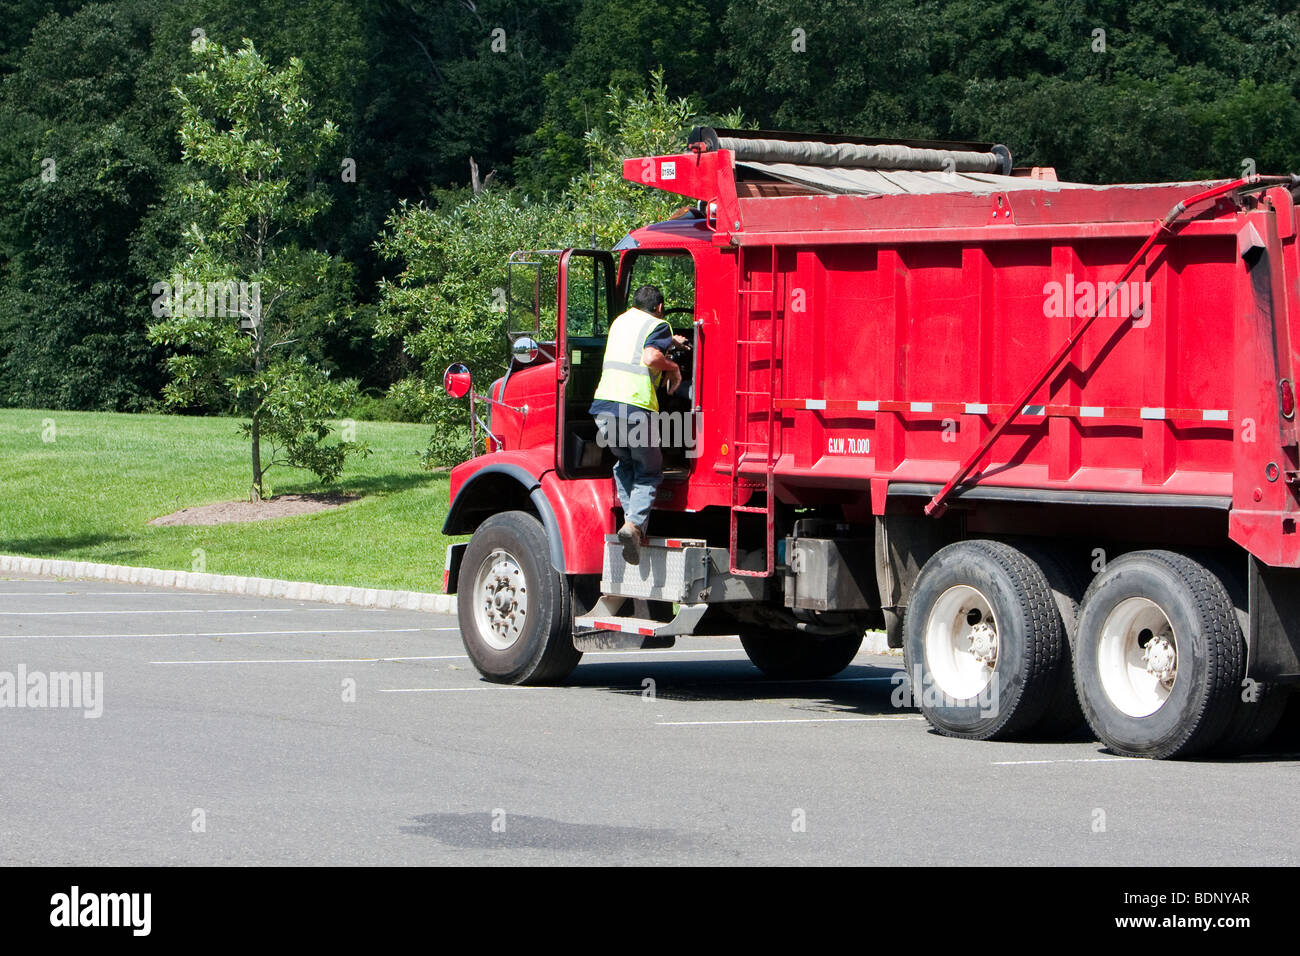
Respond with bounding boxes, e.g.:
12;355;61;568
643;345;682;393
671;333;691;351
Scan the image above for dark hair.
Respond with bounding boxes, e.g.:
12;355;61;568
633;285;664;313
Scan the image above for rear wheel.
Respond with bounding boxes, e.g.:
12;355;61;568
1073;550;1242;759
457;511;582;685
1195;554;1289;756
903;540;1067;740
1008;539;1089;737
740;628;863;679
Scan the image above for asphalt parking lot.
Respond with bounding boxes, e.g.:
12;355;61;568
2;574;1297;866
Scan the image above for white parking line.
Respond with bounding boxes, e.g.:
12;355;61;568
144;647;887;668
657;716;925;726
0;607;349;616
151;655;465;664
0;591;182;596
992;757;1135;766
379;686;555;693
0;627;456;639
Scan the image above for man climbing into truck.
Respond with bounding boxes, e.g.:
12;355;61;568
590;284;689;565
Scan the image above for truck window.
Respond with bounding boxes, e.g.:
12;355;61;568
625;252;695;321
625;251;697;416
506;251;560;341
564;253;610;337
559;250;698;479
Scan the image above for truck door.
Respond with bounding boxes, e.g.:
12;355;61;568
556;248;617;479
618;249;700;477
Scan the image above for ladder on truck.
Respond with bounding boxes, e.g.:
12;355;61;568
729;245;784;576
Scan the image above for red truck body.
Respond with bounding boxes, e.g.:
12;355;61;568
452;144;1300;564
444;130;1300;757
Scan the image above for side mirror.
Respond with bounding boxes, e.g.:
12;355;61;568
511;336;540;364
443;363;472;399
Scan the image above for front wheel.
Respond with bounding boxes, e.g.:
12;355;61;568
457;511;582;685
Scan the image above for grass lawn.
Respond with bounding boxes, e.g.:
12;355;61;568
0;409;456;592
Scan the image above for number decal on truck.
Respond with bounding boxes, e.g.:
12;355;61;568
827;436;870;455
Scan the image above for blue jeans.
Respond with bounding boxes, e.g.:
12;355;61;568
594;409;662;530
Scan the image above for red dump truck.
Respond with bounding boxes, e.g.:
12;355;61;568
441;127;1300;759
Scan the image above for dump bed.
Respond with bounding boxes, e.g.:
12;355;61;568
624;130;1300;567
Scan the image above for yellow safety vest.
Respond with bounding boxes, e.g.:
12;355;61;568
593;308;667;412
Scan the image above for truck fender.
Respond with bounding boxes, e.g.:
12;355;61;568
538;471;614;576
443;463;566;574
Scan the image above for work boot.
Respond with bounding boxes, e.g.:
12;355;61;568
617;520;643;565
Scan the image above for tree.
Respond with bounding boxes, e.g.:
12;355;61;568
0;1;173;411
517;0;728;194
566;72;743;249
149;0;585;393
717;0;1300;183
376;73;744;465
375;186;558;465
148;37;365;500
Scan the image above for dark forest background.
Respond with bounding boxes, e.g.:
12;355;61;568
3;0;1299;416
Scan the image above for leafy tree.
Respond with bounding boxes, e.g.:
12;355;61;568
0;1;173;410
567;72;744;248
151;0;584;391
721;0;940;139
7;0;1300;423
148;38;365;500
0;0;85;74
518;0;728;194
154;0;388;378
376;73;744;464
719;0;1300;182
375;186;557;464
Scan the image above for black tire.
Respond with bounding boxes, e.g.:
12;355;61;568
1212;679;1290;756
1011;539;1089;738
1073;550;1243;759
1194;553;1289;756
457;511;582;685
902;539;1067;740
740;628;863;679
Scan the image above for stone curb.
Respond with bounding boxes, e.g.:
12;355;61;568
0;554;458;615
859;632;894;656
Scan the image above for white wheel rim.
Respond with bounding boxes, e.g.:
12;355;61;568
1097;596;1177;718
472;549;529;651
923;585;999;700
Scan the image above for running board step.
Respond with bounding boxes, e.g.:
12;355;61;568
598;536;768;604
573;596;710;651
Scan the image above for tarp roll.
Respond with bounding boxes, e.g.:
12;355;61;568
734;162;1093;196
716;137;1002;173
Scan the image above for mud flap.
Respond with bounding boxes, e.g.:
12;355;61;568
1248;556;1300;681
